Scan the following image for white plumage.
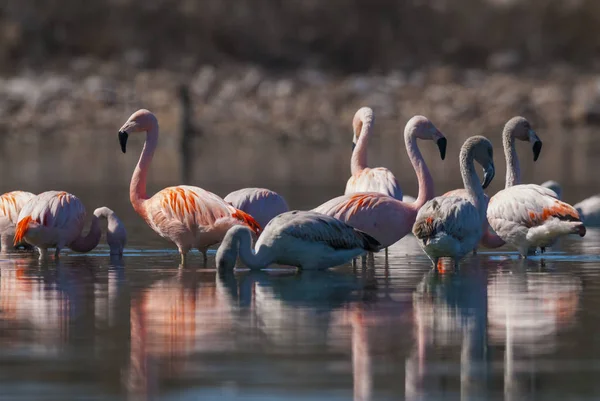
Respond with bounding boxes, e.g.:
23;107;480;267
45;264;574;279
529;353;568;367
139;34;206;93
413;136;495;267
216;210;382;270
224;187;289;229
487;184;586;256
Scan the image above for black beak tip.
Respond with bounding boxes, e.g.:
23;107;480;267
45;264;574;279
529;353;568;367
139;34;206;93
118;131;128;154
352;143;356;152
532;140;542;162
437;137;447;160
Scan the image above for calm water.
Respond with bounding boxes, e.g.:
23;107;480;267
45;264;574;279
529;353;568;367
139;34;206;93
0;182;599;400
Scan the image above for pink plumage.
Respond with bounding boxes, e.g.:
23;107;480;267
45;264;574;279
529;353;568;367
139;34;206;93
0;190;35;251
224;187;289;229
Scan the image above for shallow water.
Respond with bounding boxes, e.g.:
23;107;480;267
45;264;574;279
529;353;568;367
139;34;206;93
0;182;599;400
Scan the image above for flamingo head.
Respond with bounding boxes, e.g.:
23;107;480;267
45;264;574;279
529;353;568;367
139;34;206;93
467;136;496;189
506;116;542;161
351;107;375;152
118;109;158;153
406;115;447;160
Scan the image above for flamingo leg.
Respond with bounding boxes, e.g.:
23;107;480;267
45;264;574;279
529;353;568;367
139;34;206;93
385;247;388;259
203;250;208;266
54;247;61;259
180;252;187;265
37;247;48;260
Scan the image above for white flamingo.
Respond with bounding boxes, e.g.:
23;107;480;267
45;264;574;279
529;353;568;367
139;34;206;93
540;181;600;227
444;117;542;250
487;185;586;256
224;188;289;229
413;136;495;267
344;107;403;200
93;207;127;256
216;211;382;270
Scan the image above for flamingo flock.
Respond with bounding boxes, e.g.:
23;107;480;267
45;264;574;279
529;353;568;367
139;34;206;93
4;106;592;270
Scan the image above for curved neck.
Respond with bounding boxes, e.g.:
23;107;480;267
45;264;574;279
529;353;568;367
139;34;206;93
351;119;373;174
405;134;434;210
460;152;485;220
131;126;158;215
503;127;520;188
237;232;271;269
69;216;101;252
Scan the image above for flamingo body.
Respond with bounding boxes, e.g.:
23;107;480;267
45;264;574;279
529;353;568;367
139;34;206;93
216;211;381;270
345;167;402;200
487;184;586;256
14;191;88;258
0;191;35;250
224;187;289;228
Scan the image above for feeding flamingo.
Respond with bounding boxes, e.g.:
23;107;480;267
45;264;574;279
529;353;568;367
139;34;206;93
0;191;35;251
487;185;586;257
443;117;542;250
224;188;289;229
216;210;382;270
13;191;103;259
345;107;402;200
93;207;127;256
413;136;496;267
540;181;600;227
118;109;261;265
313;115;446;248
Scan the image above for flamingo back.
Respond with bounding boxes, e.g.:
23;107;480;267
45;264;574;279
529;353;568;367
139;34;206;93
345;168;402;200
14;191;86;245
0;191;35;225
224;188;289;228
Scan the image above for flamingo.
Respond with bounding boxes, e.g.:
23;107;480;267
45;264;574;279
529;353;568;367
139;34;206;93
118;109;261;265
215;211;382;270
0;190;35;251
93;207;127;256
443;117;542;250
224;187;289;229
486;184;586;256
413;136;496;267
344;107;403;200
312;115;446;248
540;181;600;227
13;191;103;259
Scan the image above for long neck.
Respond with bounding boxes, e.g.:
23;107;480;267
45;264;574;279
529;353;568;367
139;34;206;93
351;119;372;174
237;231;271;269
406;134;434;210
503;126;520;188
460;152;486;221
69;216;101;253
131;126;158;215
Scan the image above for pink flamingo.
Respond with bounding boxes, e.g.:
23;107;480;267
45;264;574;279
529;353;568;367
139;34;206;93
443;117;542;250
118;109;261;265
345;107;403;200
224;188;289;229
313;116;446;248
413;136;495;267
14;191;104;259
0;190;35;251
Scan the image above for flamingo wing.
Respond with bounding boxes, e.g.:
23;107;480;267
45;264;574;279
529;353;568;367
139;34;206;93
487;184;581;228
274;211;381;251
0;191;35;224
224;188;289;228
345;168;402;200
18;191;86;230
414;197;480;243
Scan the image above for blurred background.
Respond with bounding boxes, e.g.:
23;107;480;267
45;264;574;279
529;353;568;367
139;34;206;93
1;0;600;208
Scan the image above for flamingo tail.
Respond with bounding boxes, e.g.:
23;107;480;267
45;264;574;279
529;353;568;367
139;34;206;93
232;209;262;236
14;216;33;246
355;229;383;252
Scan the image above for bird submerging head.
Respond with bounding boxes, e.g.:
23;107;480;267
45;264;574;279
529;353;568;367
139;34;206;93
215;211;382;271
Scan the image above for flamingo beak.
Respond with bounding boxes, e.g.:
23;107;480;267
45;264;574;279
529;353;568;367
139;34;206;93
436;137;447;160
352;142;356;152
482;162;495;189
118;131;128;153
528;129;542;161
